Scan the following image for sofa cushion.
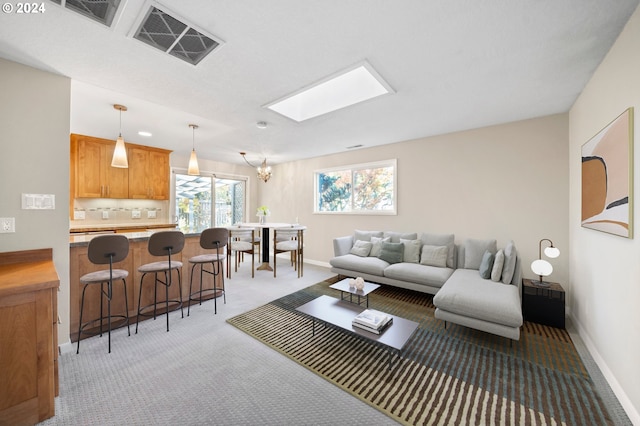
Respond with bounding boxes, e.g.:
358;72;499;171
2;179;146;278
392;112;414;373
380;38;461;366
463;238;497;270
350;240;372;257
491;249;504;282
384;262;454;288
369;236;390;257
420;245;448;267
354;230;384;242
329;254;389;276
420;233;455;268
502;240;518;284
401;238;422;263
433;269;522;327
378;242;404;264
479;251;494;279
384;231;418;243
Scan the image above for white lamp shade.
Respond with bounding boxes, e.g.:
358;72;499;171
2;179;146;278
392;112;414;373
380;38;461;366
187;149;200;176
544;246;560;258
531;259;553;277
111;136;128;168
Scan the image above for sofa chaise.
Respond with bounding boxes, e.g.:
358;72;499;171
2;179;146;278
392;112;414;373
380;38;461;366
329;230;524;340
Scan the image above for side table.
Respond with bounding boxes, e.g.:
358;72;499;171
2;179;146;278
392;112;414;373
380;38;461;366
522;278;565;328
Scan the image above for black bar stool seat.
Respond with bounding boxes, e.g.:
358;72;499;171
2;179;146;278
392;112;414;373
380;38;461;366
135;230;185;333
188;227;228;315
77;234;130;354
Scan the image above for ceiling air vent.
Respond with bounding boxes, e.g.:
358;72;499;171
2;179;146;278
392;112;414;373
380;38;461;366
50;0;121;27
133;6;222;65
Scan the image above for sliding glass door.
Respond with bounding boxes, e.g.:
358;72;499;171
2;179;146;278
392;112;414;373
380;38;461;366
175;173;246;231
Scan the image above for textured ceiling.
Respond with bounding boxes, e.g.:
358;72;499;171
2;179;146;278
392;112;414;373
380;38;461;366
0;0;638;166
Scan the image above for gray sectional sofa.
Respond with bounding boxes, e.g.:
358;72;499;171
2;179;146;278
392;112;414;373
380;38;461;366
329;230;523;340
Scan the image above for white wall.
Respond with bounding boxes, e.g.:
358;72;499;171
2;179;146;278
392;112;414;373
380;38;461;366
569;5;640;424
0;59;71;342
262;114;570;287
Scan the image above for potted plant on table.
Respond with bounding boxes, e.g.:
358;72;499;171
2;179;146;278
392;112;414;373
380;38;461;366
257;206;270;224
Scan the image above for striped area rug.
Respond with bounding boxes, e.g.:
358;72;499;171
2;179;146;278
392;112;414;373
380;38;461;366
227;277;612;425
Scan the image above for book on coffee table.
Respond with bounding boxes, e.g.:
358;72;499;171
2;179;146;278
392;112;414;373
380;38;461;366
352;309;393;334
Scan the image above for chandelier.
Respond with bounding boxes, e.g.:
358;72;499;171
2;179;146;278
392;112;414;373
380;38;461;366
240;152;272;182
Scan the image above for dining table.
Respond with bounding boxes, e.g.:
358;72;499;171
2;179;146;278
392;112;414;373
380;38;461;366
240;222;296;271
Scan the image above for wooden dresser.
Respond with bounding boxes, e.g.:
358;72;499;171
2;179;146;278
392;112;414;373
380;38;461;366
0;249;59;425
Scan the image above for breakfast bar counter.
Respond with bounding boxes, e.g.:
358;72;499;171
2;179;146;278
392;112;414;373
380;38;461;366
69;229;211;342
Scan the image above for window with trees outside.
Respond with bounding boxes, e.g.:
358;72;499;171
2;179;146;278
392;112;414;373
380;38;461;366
314;159;396;214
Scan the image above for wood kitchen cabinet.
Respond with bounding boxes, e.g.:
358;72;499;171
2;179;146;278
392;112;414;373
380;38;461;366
128;146;171;200
0;249;59;425
70;134;128;199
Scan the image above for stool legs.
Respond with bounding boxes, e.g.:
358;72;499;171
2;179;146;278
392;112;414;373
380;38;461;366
188;260;225;315
76;278;129;354
135;268;183;333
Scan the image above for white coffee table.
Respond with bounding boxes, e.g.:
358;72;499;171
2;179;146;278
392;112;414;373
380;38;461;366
329;277;380;308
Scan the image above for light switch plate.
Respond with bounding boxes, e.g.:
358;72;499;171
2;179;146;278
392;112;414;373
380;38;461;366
73;210;85;220
147;210;156;219
132;210;141;219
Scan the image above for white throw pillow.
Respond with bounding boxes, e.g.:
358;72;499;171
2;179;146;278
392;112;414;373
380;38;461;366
420;245;448;268
350;240;372;257
400;238;421;263
502;241;517;284
369;236;390;257
420;232;455;268
491;249;504;282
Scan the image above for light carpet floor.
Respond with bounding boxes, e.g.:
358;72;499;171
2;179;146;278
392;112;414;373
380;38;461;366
43;259;630;425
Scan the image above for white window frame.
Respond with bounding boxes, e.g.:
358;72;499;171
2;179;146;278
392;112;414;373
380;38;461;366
313;159;397;215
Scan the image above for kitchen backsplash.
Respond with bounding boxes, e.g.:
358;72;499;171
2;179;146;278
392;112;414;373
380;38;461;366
71;198;171;227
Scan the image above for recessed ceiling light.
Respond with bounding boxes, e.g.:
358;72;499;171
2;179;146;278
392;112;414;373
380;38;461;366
138;131;152;137
264;60;394;122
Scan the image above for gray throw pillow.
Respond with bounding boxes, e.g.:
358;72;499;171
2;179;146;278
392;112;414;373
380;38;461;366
400;238;421;263
463;238;497;270
502;241;517;284
369;236;390;257
479;250;495;279
354;230;383;242
378;242;404;264
420;233;455;268
350;240;373;257
419;245;448;267
491;249;505;282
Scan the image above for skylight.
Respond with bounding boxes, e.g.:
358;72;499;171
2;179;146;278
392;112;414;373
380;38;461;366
265;61;394;122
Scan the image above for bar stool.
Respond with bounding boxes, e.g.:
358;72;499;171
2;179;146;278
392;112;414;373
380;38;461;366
188;227;228;315
77;234;130;354
135;230;185;333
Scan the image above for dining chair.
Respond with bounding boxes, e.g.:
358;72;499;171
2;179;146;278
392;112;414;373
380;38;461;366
273;226;305;278
227;227;256;278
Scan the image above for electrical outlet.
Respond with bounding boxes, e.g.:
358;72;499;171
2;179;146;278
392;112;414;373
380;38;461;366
147;210;156;219
102;210;109;220
73;210;85;220
132;210;141;219
0;217;15;233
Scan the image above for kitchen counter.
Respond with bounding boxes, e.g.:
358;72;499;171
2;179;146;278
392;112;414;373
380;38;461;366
70;227;200;247
69;222;176;234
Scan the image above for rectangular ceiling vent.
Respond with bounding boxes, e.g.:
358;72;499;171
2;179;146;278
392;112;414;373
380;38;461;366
50;0;121;27
132;5;223;66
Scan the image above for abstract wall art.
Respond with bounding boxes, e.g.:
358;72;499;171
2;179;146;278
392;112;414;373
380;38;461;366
582;107;634;238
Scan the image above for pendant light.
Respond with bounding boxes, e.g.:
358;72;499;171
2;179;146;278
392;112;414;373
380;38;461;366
111;104;128;168
187;124;200;176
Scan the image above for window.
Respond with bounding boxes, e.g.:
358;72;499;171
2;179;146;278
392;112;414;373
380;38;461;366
314;159;396;214
174;172;247;231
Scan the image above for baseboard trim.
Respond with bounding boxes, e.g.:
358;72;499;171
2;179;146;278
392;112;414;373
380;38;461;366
570;313;639;425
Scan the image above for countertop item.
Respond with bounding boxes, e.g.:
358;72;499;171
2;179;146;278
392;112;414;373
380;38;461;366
70;223;176;233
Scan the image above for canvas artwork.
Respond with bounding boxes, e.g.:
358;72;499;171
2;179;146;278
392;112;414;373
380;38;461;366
581;107;634;238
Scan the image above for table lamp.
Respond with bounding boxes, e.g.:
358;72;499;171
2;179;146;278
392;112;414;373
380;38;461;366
530;238;560;287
